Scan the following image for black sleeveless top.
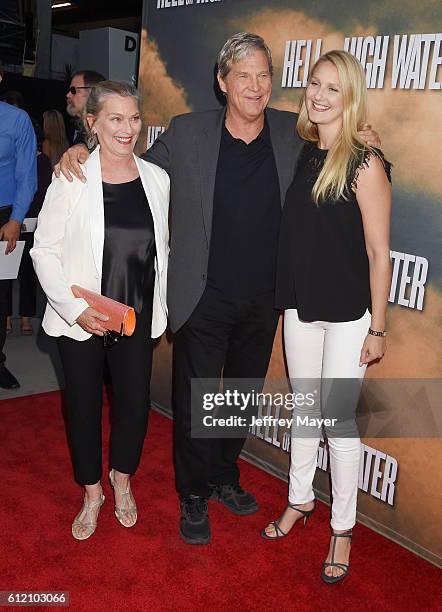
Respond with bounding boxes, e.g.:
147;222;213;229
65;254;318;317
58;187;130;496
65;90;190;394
101;177;156;314
275;141;391;322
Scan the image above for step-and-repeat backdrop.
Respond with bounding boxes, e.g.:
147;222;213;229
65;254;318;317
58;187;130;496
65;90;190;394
139;0;441;565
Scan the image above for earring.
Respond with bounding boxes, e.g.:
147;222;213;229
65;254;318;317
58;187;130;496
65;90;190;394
86;131;98;151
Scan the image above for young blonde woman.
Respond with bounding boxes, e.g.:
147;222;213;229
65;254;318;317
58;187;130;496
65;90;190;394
42;109;69;166
262;51;392;584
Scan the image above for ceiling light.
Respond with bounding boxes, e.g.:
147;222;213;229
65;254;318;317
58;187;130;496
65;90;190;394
52;2;72;8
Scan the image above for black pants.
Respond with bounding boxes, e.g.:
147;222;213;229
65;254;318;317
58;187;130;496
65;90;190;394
7;231;37;317
57;306;153;485
173;286;280;497
0;303;7;367
0;206;13;367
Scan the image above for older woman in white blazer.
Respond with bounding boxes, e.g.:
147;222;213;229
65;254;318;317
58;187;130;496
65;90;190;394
31;81;169;540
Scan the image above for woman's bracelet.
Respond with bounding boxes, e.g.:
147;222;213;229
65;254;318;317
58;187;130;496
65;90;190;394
368;328;387;337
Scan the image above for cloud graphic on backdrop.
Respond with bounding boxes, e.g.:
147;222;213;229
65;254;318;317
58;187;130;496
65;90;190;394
347;0;442;34
138;30;191;127
232;9;350;69
236;9;442;199
365;88;441;199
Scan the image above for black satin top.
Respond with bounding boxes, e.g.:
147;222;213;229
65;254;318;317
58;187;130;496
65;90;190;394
101;177;156;314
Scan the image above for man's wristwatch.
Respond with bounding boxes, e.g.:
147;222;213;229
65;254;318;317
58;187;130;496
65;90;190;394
368;328;387;337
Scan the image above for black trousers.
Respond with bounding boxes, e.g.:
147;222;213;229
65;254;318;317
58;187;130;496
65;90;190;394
0;206;13;367
7;231;37;317
57;306;153;485
173;286;280;497
0;301;7;367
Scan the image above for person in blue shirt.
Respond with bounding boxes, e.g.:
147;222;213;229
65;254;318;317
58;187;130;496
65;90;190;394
0;61;37;389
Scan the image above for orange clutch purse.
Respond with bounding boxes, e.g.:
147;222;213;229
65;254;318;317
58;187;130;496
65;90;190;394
71;285;136;336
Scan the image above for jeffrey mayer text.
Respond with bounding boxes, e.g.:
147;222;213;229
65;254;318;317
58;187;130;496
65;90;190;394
202;415;338;428
252;415;337;428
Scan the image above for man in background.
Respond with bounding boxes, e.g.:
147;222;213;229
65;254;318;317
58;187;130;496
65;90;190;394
0;61;37;389
66;70;105;146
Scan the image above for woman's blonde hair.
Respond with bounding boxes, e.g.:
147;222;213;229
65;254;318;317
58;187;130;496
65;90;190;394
297;50;374;204
43;109;68;165
84;80;140;149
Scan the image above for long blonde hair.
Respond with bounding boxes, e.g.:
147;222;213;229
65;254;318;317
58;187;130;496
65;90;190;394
297;50;374;204
43;109;69;165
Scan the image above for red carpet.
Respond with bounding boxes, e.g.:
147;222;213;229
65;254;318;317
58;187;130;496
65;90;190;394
1;391;440;611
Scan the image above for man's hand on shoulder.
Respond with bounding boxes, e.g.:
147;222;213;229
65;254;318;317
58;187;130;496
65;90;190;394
54;144;90;183
358;123;381;149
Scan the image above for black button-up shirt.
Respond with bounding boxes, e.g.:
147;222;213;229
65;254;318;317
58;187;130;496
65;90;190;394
207;117;281;299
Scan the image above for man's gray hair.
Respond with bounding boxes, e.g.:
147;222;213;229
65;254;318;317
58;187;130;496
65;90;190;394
217;32;273;79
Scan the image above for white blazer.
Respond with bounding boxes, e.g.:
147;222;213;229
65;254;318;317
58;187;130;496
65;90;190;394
31;147;169;341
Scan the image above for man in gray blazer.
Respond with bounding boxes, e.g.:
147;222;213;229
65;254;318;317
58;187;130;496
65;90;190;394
145;34;306;545
57;32;378;546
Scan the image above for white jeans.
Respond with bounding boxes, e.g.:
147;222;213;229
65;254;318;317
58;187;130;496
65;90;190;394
284;309;371;530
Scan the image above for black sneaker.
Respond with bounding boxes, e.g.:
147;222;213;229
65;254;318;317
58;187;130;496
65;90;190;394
210;483;259;516
179;495;211;545
0;366;20;389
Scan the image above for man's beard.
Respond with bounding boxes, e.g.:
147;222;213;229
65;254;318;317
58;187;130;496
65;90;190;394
66;102;79;118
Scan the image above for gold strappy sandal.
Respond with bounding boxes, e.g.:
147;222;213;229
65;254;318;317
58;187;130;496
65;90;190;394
109;469;137;528
71;493;105;541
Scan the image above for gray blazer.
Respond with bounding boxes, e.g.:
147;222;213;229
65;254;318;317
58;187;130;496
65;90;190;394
144;106;304;332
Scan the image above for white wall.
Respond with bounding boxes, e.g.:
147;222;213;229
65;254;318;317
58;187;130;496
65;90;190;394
79;28;139;84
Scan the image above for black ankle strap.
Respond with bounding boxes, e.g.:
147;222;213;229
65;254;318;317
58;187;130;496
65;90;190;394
288;502;315;516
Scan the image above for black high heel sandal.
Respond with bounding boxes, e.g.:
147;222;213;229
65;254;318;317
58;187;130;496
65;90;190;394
261;502;315;540
321;529;352;584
